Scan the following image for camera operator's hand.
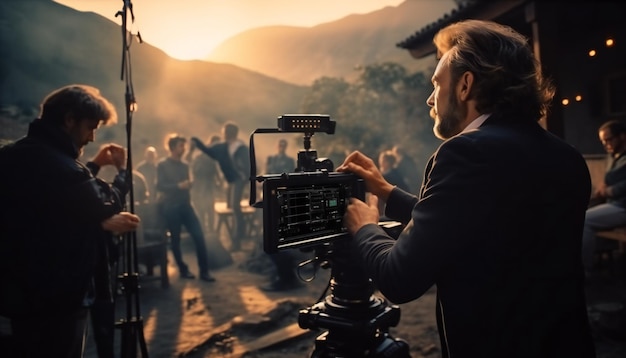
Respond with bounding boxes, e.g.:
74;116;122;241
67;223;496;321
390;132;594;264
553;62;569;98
101;211;140;234
344;195;380;236
336;151;395;201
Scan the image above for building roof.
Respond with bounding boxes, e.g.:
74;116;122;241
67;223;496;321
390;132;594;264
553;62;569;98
396;0;527;58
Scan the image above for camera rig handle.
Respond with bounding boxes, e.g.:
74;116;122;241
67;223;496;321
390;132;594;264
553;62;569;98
248;114;336;207
248;127;282;207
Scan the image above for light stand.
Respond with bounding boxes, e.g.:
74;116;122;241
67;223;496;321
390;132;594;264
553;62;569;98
114;1;148;357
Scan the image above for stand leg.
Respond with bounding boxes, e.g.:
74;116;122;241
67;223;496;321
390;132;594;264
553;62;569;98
117;318;148;358
116;269;149;357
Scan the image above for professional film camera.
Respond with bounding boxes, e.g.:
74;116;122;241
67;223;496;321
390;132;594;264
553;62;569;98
249;114;410;357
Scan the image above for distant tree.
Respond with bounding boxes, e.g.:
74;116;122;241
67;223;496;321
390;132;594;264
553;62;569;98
454;0;476;7
301;77;350;116
299;63;440;171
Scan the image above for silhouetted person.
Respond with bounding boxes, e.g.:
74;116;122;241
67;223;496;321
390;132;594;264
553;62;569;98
582;119;626;276
392;144;421;193
187;135;222;232
132;169;149;206
0;84;140;358
136;145;158;202
377;149;409;214
378;149;409;192
265;138;295;174
191;122;250;251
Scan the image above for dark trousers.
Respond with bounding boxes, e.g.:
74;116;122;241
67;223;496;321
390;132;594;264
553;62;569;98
10;307;89;358
162;203;210;275
269;251;298;282
227;179;246;249
90;298;115;358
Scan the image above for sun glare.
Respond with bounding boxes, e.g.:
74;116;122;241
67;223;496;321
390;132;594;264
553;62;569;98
142;27;221;61
53;0;411;60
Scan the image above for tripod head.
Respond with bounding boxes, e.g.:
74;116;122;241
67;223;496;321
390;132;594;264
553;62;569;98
296;233;410;357
295;131;333;173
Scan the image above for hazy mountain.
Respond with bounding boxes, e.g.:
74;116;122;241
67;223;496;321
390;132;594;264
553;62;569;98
207;0;455;85
0;0;307;155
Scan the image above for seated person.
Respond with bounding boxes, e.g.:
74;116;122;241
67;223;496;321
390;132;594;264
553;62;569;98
582;119;626;275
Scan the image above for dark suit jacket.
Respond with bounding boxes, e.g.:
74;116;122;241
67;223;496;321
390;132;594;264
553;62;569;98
353;115;595;357
0;120;126;318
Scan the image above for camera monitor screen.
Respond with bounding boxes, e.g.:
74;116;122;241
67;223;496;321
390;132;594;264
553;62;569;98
262;172;364;253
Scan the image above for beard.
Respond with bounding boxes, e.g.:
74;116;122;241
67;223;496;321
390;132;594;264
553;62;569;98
433;91;467;140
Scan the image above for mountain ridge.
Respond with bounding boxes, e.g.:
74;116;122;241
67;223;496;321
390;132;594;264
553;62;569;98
0;0;307;154
207;0;455;84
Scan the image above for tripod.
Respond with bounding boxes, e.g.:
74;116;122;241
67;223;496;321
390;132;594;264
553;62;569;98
248;120;410;356
298;241;411;357
114;1;148;357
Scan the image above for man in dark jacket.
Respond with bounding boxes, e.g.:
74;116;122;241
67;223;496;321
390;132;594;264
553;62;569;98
338;20;595;357
582;119;626;275
191;122;250;251
0;84;140;357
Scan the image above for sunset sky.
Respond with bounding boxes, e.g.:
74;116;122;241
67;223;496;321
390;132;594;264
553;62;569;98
54;0;409;60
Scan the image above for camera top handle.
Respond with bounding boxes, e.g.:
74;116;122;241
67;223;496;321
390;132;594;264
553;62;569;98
248;114;336;207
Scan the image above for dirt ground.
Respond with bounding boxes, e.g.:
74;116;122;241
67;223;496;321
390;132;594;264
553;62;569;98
80;231;626;358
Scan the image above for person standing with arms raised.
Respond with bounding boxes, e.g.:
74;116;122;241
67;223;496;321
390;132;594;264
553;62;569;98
191;122;250;252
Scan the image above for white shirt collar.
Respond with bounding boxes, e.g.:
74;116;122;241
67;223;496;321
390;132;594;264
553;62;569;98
461;113;491;134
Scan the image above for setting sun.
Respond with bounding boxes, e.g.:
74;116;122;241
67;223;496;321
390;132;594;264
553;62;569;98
54;0;406;60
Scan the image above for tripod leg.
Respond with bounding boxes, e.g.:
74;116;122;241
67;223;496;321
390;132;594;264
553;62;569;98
118;318;149;358
119;322;137;358
137;321;149;357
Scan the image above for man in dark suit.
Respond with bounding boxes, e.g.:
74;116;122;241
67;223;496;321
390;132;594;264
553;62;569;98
338;20;595;357
191;122;250;251
582;119;626;275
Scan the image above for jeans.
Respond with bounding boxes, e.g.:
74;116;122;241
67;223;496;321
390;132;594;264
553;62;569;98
582;202;626;271
162;202;210;274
